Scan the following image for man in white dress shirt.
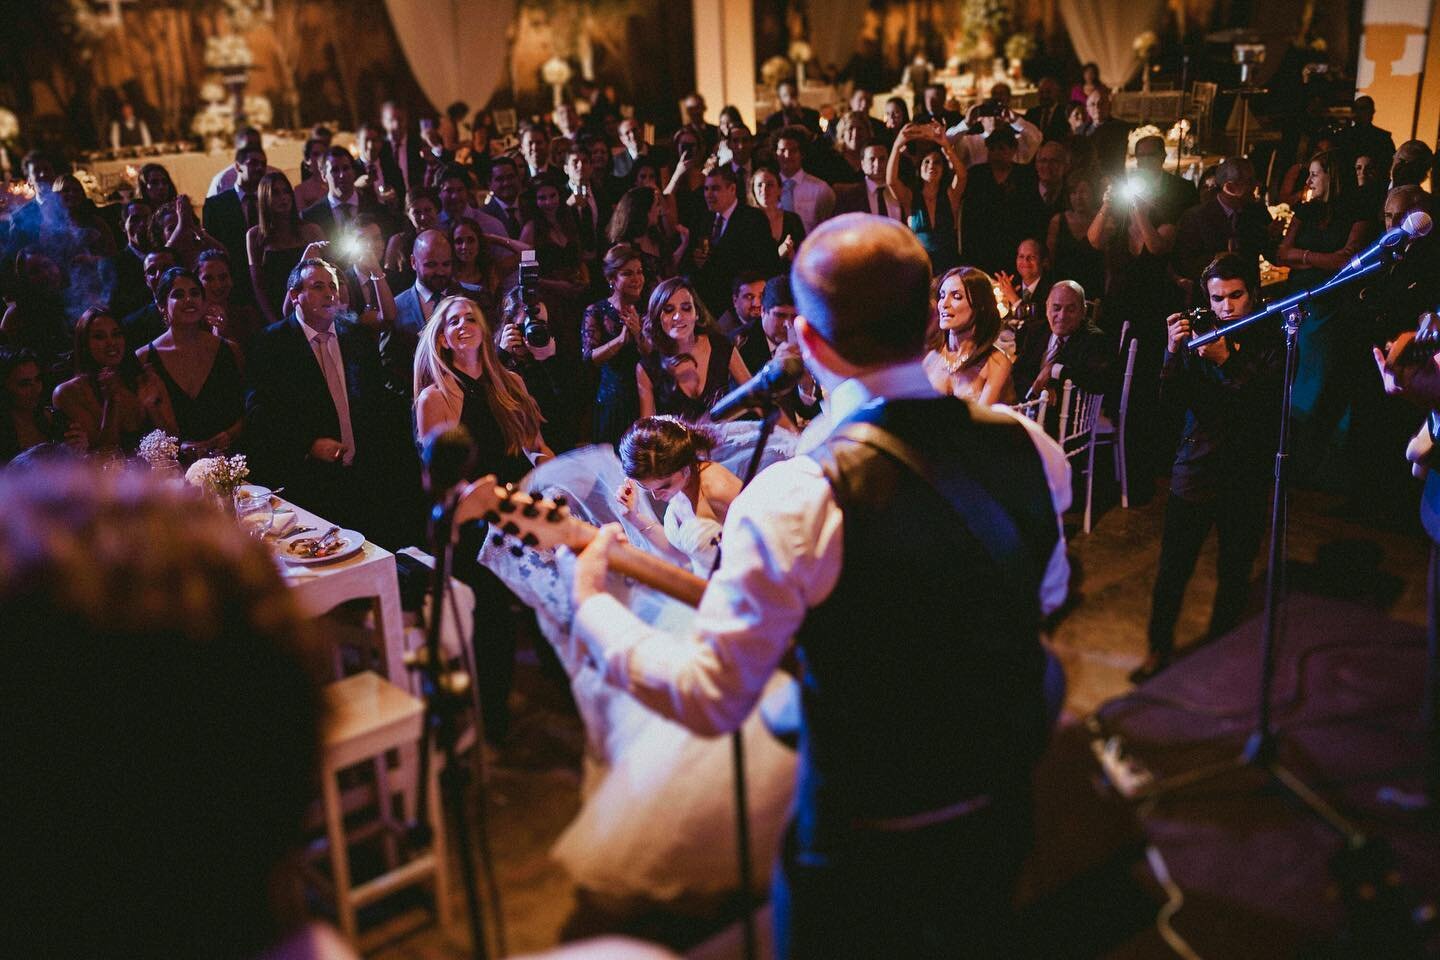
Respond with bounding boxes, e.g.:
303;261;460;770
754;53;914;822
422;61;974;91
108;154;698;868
773;127;836;234
562;214;1070;958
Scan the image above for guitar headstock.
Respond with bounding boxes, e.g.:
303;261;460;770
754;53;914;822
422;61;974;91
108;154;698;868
455;474;596;557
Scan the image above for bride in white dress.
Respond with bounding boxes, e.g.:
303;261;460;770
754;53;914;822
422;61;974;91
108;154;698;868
614;417;738;576
474;420;799;905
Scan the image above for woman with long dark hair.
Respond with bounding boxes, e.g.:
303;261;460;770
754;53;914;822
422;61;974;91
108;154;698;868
605;186;688;282
53;307;174;453
246;172;324;326
887;125;965;273
137;267;245;458
583;243;648;445
636;276;751;421
2;347;87;462
615;415;741;574
922;266;1015;404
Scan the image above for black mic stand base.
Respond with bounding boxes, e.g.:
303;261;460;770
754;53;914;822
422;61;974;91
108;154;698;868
1130;304;1362;846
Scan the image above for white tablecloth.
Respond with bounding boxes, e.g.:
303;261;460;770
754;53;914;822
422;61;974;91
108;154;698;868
85;136;309;201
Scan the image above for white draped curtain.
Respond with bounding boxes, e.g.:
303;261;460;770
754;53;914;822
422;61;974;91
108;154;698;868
808;0;873;75
1056;0;1166;90
383;0;514;113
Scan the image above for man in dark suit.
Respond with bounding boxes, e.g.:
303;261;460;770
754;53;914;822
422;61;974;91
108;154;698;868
482;157;525;238
244;258;421;548
1173;157;1274;286
613;118;662;181
997;238;1053;346
835;143;907;219
518;122;563;189
763;80;823;137
713;271;772;375
1014;279;1112;402
301;146;387;241
688;166;776;317
961;127;1045;275
107;200;154;320
378;101;426;207
562;145;611;283
1023;77;1071;144
913;83;963;130
1033;140;1071;233
1083;89;1133;179
1132;134;1196;227
201;145;267;304
680;91;722;155
385;229;459;394
122;248;178;349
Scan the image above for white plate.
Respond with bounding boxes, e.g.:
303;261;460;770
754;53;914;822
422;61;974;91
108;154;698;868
281;529;364;565
235;483;271;502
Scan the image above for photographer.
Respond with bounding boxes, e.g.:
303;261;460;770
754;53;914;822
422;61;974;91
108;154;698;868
1134;254;1283;682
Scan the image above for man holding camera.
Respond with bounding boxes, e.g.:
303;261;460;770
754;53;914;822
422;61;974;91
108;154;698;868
1134;254;1283;682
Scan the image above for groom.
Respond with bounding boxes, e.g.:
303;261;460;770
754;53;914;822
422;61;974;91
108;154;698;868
564;214;1071;957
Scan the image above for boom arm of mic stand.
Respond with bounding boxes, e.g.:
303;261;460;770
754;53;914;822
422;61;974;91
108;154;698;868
1188;259;1388;351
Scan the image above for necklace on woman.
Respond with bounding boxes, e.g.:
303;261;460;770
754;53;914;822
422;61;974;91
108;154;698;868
939;341;970;374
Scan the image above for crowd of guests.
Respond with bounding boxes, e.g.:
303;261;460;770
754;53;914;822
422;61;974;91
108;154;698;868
1;78;1436;687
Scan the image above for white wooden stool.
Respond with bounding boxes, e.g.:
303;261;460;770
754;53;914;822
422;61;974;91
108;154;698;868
318;671;452;941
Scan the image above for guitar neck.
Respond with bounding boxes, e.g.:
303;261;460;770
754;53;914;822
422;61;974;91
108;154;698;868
607;540;708;607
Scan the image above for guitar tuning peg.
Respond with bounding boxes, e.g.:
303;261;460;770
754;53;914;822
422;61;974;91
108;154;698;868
503;483;516;494
521;533;539;547
501;521;520;536
552;495;568;508
546;508;564;523
483;510;501;525
529;489;544;501
490;533;505;547
521;503;540;518
509;544;525;558
497;499;516;514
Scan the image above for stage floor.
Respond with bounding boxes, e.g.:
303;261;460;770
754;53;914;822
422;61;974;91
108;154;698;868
359;482;1436;958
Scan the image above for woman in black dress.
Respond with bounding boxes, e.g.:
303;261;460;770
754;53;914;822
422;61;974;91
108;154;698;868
246;172;324;327
636;276;751;421
136;267;245;459
1046;170;1106;300
605;186;689;285
413;294;553;745
582;243;648;445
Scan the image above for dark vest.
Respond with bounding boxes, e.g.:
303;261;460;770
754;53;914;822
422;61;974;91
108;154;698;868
793;397;1057;850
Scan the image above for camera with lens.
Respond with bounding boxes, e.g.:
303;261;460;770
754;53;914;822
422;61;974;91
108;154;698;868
1184;306;1218;337
517;249;550;348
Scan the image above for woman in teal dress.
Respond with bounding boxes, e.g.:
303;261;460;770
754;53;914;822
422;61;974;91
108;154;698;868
886;122;965;274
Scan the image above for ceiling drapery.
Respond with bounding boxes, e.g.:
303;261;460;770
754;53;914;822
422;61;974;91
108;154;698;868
382;0;514;113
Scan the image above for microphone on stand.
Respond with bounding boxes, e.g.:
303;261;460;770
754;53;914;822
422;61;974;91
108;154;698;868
706;354;806;423
1340;210;1433;276
421;424;477;513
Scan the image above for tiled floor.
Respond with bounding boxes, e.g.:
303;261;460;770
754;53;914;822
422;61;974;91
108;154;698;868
363;480;1431;958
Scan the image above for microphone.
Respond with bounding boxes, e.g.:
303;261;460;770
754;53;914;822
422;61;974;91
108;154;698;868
706;354;806;422
421;424;477;506
1340;210;1432;275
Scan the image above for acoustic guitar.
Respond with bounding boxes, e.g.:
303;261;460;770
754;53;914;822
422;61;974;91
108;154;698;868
455;477;708;608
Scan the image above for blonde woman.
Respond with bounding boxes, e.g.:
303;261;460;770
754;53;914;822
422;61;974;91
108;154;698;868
412;293;553;747
414;295;553;482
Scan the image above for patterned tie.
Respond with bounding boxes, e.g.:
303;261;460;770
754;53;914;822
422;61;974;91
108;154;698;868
711;212;725;245
781;178;797;213
312;331;355;464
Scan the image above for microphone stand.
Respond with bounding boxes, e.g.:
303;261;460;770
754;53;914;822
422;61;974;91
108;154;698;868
708;405;783;960
1139;259;1394;842
406;491;491;959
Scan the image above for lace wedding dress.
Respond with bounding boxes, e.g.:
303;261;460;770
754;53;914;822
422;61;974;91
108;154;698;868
477;423;800;902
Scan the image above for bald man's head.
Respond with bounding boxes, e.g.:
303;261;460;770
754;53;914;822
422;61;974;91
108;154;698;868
412;229;453;295
792;213;932;367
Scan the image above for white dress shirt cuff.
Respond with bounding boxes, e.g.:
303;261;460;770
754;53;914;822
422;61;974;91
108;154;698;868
574;593;644;688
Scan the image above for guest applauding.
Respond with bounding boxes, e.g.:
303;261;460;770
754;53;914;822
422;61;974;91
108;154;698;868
637;276;751;420
994;238;1052;348
246;172;324;326
53;307;173;454
137;268;245;459
583;243;648;445
616;416;740;574
196;249;263;352
605;186;687;283
923;266;1015;404
751;164;806;264
138;162;178;209
150;196;222;270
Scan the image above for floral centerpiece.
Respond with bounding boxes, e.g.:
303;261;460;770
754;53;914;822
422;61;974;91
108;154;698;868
137;429;181;477
243;94;273;129
186;453;250;503
205;34;254;71
788;40;813;87
761;55;795;89
1127;123;1163;157
542;56;573;107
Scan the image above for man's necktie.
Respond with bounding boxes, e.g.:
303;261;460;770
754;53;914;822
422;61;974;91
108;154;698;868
312;331;355;464
781;178;797;212
711;213;725;245
241;193;257;229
